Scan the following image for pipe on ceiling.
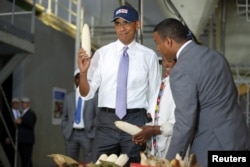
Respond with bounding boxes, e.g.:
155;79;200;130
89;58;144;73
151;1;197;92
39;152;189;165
221;0;226;55
165;0;201;44
137;0;143;44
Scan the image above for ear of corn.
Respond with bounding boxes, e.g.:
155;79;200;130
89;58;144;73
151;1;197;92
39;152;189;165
47;154;78;167
158;158;171;167
95;153;108;164
60;154;78;164
114;154;129;167
175;153;186;167
148;155;160;166
47;154;65;167
140;152;149;166
114;121;142;135
139;153;199;167
170;158;180;167
188;154;199;167
106;154;118;163
95;153;129;167
81;23;91;57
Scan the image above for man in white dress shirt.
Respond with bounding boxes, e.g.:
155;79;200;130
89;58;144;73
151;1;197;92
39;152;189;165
78;5;161;166
11;98;21;120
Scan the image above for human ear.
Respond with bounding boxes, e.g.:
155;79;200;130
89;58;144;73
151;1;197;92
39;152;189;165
164;37;173;47
135;21;141;30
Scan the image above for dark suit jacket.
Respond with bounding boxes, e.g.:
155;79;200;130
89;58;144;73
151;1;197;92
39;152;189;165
18;109;37;144
61;90;99;140
166;41;250;166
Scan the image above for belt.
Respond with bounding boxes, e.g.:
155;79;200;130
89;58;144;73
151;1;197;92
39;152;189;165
100;107;144;114
73;128;84;132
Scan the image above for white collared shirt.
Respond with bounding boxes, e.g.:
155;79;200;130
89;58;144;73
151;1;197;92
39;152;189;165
21;107;29;116
149;76;176;158
176;40;192;60
84;39;161;110
12;109;20;119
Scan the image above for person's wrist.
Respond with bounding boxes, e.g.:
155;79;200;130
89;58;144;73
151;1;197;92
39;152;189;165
151;126;161;135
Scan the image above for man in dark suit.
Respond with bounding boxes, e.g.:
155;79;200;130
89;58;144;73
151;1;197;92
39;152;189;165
16;97;37;167
152;18;250;166
0;98;20;167
4;98;20;167
61;68;99;163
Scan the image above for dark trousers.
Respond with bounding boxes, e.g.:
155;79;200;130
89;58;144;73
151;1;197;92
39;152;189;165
18;143;33;167
91;108;147;167
1;142;15;167
65;130;93;163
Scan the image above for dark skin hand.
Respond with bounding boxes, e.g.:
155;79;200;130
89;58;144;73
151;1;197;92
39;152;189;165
132;125;161;145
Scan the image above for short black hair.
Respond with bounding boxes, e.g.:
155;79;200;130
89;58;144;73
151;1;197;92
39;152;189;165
154;18;189;43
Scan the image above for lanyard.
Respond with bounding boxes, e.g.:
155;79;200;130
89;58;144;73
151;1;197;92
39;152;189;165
152;74;168;156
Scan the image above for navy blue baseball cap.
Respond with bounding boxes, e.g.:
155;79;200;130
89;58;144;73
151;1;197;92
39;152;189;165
111;5;139;22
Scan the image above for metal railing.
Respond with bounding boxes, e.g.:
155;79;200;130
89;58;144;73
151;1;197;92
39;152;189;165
236;0;250;22
0;86;18;167
234;65;250;127
0;0;83;33
28;0;84;69
32;0;83;26
0;0;36;34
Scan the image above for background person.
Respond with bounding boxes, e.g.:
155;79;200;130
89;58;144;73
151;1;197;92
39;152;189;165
16;97;37;167
11;98;21;120
61;68;99;163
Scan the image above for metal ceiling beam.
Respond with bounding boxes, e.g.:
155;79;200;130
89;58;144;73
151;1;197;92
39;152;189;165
165;0;201;44
0;54;28;85
0;29;34;54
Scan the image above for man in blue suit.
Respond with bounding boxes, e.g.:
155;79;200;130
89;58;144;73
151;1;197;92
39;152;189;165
152;18;250;166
